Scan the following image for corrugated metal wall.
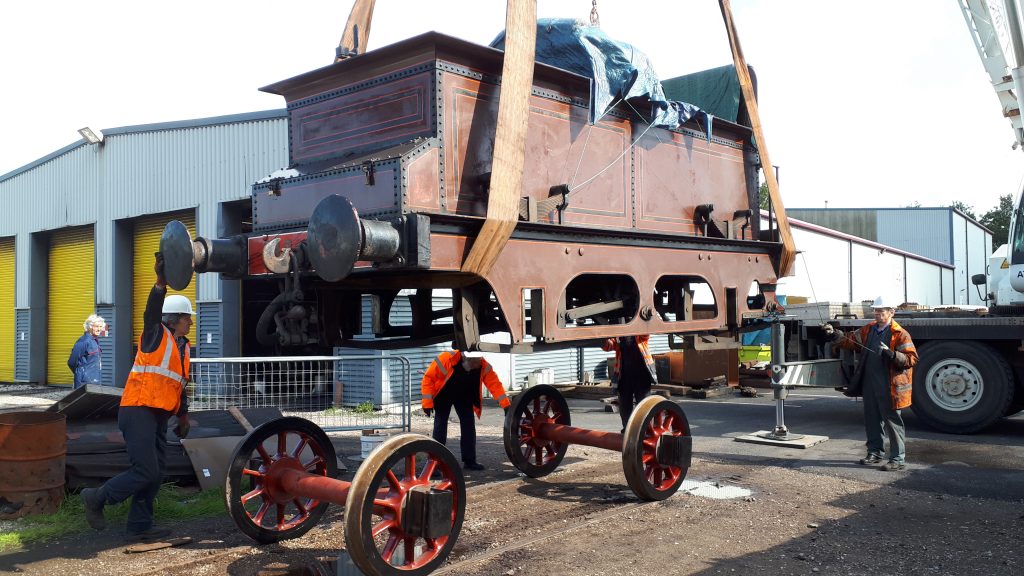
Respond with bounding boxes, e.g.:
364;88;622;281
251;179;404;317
0;238;13;381
876;209;952;265
197;302;222;359
15;310;29;381
132;211;197;344
788;209;878;242
95;304;116;386
47;226;95;386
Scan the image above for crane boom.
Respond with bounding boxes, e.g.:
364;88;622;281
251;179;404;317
959;0;1024;147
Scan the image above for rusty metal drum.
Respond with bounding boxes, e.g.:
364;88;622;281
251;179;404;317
0;411;67;518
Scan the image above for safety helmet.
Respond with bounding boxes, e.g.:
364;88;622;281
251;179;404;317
162;294;196;315
871;295;898;310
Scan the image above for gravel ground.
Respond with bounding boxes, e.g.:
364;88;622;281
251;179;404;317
2;414;1022;576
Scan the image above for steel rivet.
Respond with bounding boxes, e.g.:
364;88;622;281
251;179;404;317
565;247;570;254
578;248;584;256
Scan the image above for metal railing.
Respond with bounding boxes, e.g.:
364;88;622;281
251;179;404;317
189;355;411;433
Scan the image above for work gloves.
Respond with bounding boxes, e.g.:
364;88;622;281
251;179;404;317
820;323;843;342
155;252;167;287
878;342;896;361
173;414;190;439
423;408;433;417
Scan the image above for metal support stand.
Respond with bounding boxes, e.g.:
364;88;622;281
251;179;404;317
736;320;828;449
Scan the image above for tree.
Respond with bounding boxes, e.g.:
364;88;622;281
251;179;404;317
980;193;1013;247
951;200;976;219
759;182;770;211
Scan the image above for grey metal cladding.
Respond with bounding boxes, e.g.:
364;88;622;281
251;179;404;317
876;209;952;265
95;304;115;385
15;309;29;382
197;302;222;358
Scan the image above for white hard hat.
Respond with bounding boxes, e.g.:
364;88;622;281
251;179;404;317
871;295;898;309
162;294;196;315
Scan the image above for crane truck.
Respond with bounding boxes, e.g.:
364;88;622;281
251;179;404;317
780;0;1024;434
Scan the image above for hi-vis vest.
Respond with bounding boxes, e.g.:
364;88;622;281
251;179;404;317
121;326;190;413
421;351;510;418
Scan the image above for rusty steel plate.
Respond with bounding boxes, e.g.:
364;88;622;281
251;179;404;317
159;220;194;291
503;384;571;478
344;433;466;576
621;396;691;501
225;417;337;544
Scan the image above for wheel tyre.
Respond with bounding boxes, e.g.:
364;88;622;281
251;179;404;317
344;434;466;576
911;341;1014;434
224;417;338;544
502;384;571;478
622;396;691;501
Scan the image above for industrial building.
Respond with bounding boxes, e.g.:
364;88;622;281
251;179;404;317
0;110;289;386
787;207;993;305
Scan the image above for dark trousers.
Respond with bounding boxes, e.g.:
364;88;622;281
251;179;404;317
431;395;477;464
618;379;652;430
99;406;169;533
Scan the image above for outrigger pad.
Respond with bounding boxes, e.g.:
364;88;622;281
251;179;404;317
655;435;692;469
160;220;194;291
400;485;453;540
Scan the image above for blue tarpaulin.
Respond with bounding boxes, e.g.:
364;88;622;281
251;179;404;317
491;18;707;131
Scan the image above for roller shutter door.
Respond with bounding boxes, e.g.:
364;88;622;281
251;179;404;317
133;212;196;345
0;237;14;382
48;226;95;386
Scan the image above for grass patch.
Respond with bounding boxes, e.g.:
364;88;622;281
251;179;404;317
0;485;226;552
353;401;377;414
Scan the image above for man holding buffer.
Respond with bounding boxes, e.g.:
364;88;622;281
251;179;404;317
81;253;193;541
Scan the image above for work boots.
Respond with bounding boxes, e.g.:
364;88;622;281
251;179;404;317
80;488;106;531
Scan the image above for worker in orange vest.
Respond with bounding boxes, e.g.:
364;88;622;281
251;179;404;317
421;350;510;470
81;253;193;542
602;335;657;432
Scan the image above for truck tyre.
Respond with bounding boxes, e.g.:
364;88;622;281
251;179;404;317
911;341;1014;434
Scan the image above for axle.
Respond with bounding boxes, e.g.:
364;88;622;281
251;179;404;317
536;422;623;452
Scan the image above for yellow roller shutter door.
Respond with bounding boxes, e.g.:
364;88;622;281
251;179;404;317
133;212;196;345
0;237;14;382
48;227;95;386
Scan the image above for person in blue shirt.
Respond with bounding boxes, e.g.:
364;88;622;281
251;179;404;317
67;314;105;388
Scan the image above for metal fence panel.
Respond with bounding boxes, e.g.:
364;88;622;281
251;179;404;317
189;355;411;432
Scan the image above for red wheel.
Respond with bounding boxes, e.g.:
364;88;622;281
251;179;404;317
344;434;466;576
503;384;571;478
622;396;691;501
225;417;338;543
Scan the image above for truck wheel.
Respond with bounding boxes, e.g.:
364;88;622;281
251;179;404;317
911;341;1014;434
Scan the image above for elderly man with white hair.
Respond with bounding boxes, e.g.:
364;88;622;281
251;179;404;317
67;313;105;389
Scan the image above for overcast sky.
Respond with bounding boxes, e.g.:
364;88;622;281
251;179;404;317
2;0;1021;215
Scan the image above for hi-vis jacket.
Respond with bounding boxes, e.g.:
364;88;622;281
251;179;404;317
421;351;510;418
120;325;190;414
835;320;918;410
601;335;657;383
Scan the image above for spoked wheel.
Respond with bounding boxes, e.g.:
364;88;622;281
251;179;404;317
622;396;691;501
344;433;466;576
503;384;571;477
225;417;338;543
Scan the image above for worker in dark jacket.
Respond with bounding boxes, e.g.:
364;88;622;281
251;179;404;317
81;253;192;542
824;295;918;471
602;335;657;432
67;314;105;388
421;350;510;470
